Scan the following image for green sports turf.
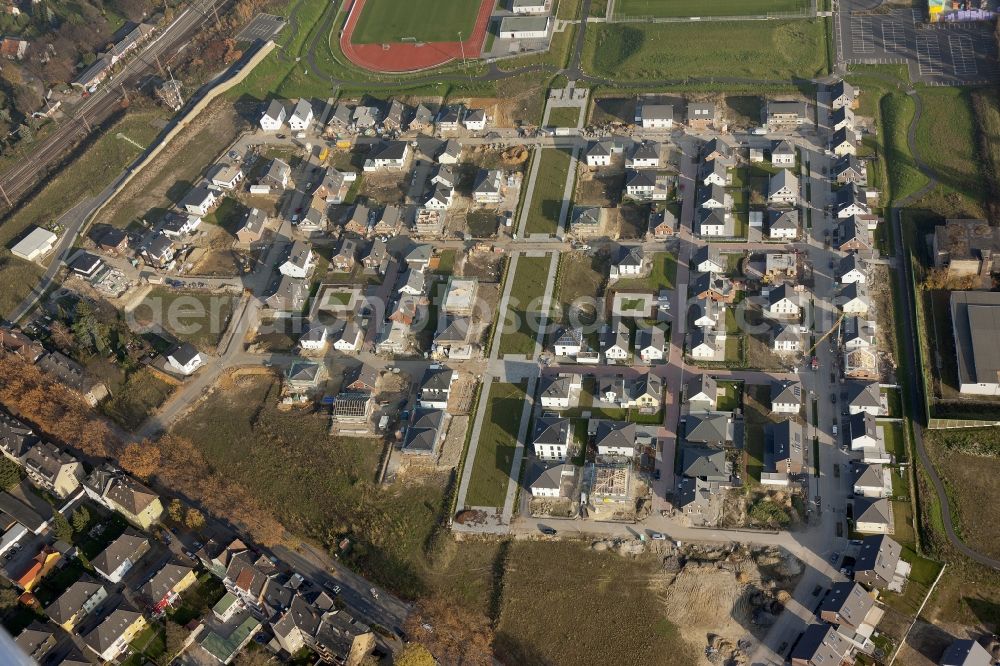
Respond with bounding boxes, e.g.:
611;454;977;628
617;0;807;17
351;0;480;44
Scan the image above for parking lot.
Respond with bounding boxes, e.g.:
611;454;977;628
837;1;1000;85
235;13;287;43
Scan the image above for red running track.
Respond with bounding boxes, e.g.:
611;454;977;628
340;0;493;73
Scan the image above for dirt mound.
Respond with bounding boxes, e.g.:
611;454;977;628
502;146;528;165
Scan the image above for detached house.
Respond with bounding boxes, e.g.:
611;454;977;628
595;421;636;457
288;98;314;131
93;532;150;583
697;209;734;238
766;100;807;130
839;253;868;284
702;160;728;187
280;240;316;278
771;380;802;414
142;562;197;614
767;284;800;318
636;326;665;363
635;103;673;129
259;99;286;131
626;141;661;169
180;186;218;216
854;535;903;589
363;141;410;171
533;417;571;462
686;374;718;411
769;209;799;240
830;79;858;109
834;154;868;185
603;321;631;362
687;101;715;129
539;373;582;410
768;169;799;205
464;108;487;131
261;158;291;190
831;105;855;132
771;140;796;166
610;245;646;279
835;183;870;218
84;466;164;529
472;169;503;204
419;367;455;409
831;127;858;156
846;381;883;416
46;578;107;631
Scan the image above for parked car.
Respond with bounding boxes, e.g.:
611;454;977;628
539;527;557;536
650;532;666;541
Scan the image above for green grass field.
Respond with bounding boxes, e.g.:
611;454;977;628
914;87;982;203
525;149;573;235
498;255;553;357
547;106;581;128
351;0;479;44
582;20;828;81
616;0;807;17
881;93;929;202
464;382;526;507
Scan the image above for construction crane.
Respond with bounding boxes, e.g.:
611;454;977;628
805;311;846;359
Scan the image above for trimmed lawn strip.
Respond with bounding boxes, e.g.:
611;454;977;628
617;0;807;17
464;382;527;507
525;149;573;236
498;255;553;357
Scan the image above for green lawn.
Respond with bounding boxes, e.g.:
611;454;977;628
525;149;573;236
548;106;581;128
351;0;479;44
617;0;807;17
881;421;906;463
582;20;828;81
613;251;677;291
914;87;982;203
133;288;236;351
881;93;929;202
498;255;553;357
464;382;527;507
716;381;742;413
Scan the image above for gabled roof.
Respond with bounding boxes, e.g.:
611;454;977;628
852;463;885;489
789;623;851;664
849;411;877;441
93;532;148;575
940;640;992;666
771;380;802;405
105;477;159;516
626;169;656;188
819;581;875;629
636;326;665;351
84;605;143;654
686;374;717;403
142;562;193;601
772;139;795;156
421;367;455;392
169;342;200;366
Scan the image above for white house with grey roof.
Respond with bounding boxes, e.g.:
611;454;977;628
529;464;577;499
259;100;286;131
852;463;890;498
594;421;636;457
635;104;673;129
767;169;799;205
288;99;314;131
771;380;802;414
279;240;315;278
685;374;718;411
538;374;581;410
533;417;571;462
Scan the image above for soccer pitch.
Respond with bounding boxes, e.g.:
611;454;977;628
350;0;481;44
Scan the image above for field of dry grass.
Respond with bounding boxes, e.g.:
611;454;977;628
496;541;698;666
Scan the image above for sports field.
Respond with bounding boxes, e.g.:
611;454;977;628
582;20;828;81
616;0;808;17
351;0;480;44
